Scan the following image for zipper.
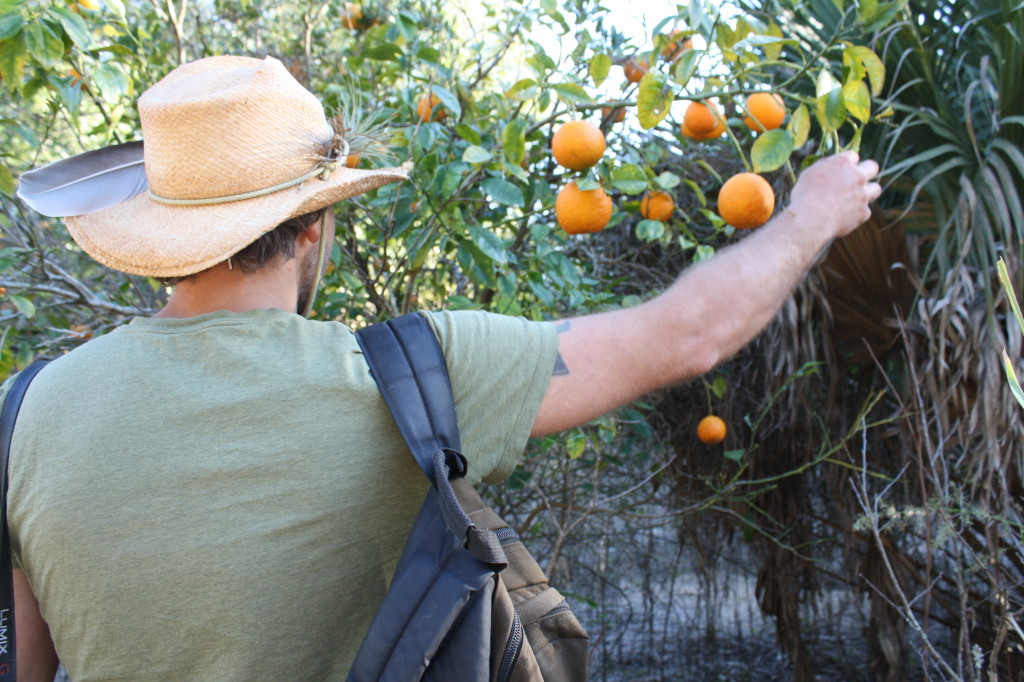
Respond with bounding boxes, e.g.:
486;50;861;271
543;599;570;618
495;527;519;545
496;610;524;682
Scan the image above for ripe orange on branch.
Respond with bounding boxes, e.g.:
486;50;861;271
684;100;723;137
555;181;613;234
743;92;786;132
718;173;775;229
697;415;727;444
551;120;606;171
640;190;674;222
622;57;649;84
602;106;627;124
680;103;726;141
661;30;693;61
416;93;445;122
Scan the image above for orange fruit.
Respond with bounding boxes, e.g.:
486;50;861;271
718;173;775;229
684;100;723;137
742;92;786;132
68;68;87;91
344;153;360;169
661;30;693;61
640;190;674;221
0;286;6;296
341;3;364;29
697;415;727;444
622;57;649;84
77;0;100;10
555;181;613;234
680;106;726;141
416;93;445;122
551;120;606;171
602;106;627;124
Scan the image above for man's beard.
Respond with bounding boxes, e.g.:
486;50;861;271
296;246;319;315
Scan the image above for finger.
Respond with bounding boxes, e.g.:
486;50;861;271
837;150;860;166
858;159;880;179
866;181;882;202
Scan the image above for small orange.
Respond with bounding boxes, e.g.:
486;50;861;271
640;190;674;222
622;57;649;84
661;30;693;61
680;107;726;141
77;0;100;10
551;120;606;171
718;172;775;229
555;181;613;234
0;286;6;296
601;106;627;124
697;415;727;444
416;93;445;122
340;3;364;29
742;92;786;132
684;100;723;137
344;153;360;169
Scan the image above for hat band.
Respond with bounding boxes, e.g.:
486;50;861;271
147;138;351;207
147;158;343;206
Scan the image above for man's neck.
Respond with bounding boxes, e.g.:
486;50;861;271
155;260;300;318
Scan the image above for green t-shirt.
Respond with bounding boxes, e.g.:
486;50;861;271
0;309;557;681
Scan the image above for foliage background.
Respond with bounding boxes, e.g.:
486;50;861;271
2;0;1023;679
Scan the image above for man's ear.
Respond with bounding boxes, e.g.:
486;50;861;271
298;217;322;246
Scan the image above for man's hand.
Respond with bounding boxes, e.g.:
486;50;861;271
530;153;881;437
787;151;882;241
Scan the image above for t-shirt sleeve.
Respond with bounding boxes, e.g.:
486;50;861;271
423;310;557;485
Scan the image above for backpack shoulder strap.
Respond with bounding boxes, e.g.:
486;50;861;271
355;313;465;482
0;360;51;682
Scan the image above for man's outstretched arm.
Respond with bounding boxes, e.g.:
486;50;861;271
13;568;58;682
531;152;881;437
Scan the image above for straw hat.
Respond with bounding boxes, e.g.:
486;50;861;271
60;55;410;278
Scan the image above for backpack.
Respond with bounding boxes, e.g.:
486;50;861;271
0;359;50;682
349;313;589;682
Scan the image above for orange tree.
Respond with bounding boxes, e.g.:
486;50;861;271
0;0;899;674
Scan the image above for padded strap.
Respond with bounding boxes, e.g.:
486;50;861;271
0;360;50;682
355;315;506;565
355;314;462;481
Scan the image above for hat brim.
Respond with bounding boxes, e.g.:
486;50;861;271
66;163;410;278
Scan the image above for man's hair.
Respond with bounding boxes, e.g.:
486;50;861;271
159;208;325;285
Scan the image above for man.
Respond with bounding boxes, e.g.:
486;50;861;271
5;55;880;681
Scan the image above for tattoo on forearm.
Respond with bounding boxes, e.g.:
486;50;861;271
553;321;570;376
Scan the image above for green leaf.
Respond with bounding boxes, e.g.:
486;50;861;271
711;375;727;398
1002;349;1024;409
671;48;700;87
611;163;648;195
481;177;524;206
723;449;745;463
575;176;600;191
461;145;492;164
91;62;129;102
0;162;14;197
550;82;592;104
25;21;62;69
998;258;1024;333
502;118;526;165
852;45;885;97
763;21;784;60
0;11;22;41
468;224;508;264
447;295;482;311
788;104;810;148
816;71;845;133
654;172;681;190
0;31;25;90
105;0;126;22
636;69;671;130
9;294;34;318
751;129;794;173
429;84;462;120
505;78;537;101
416;46;440;63
842;79;871;123
46;7;93;49
588;53;611;86
455;123;481;145
635;219;664;241
362;42;403;61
